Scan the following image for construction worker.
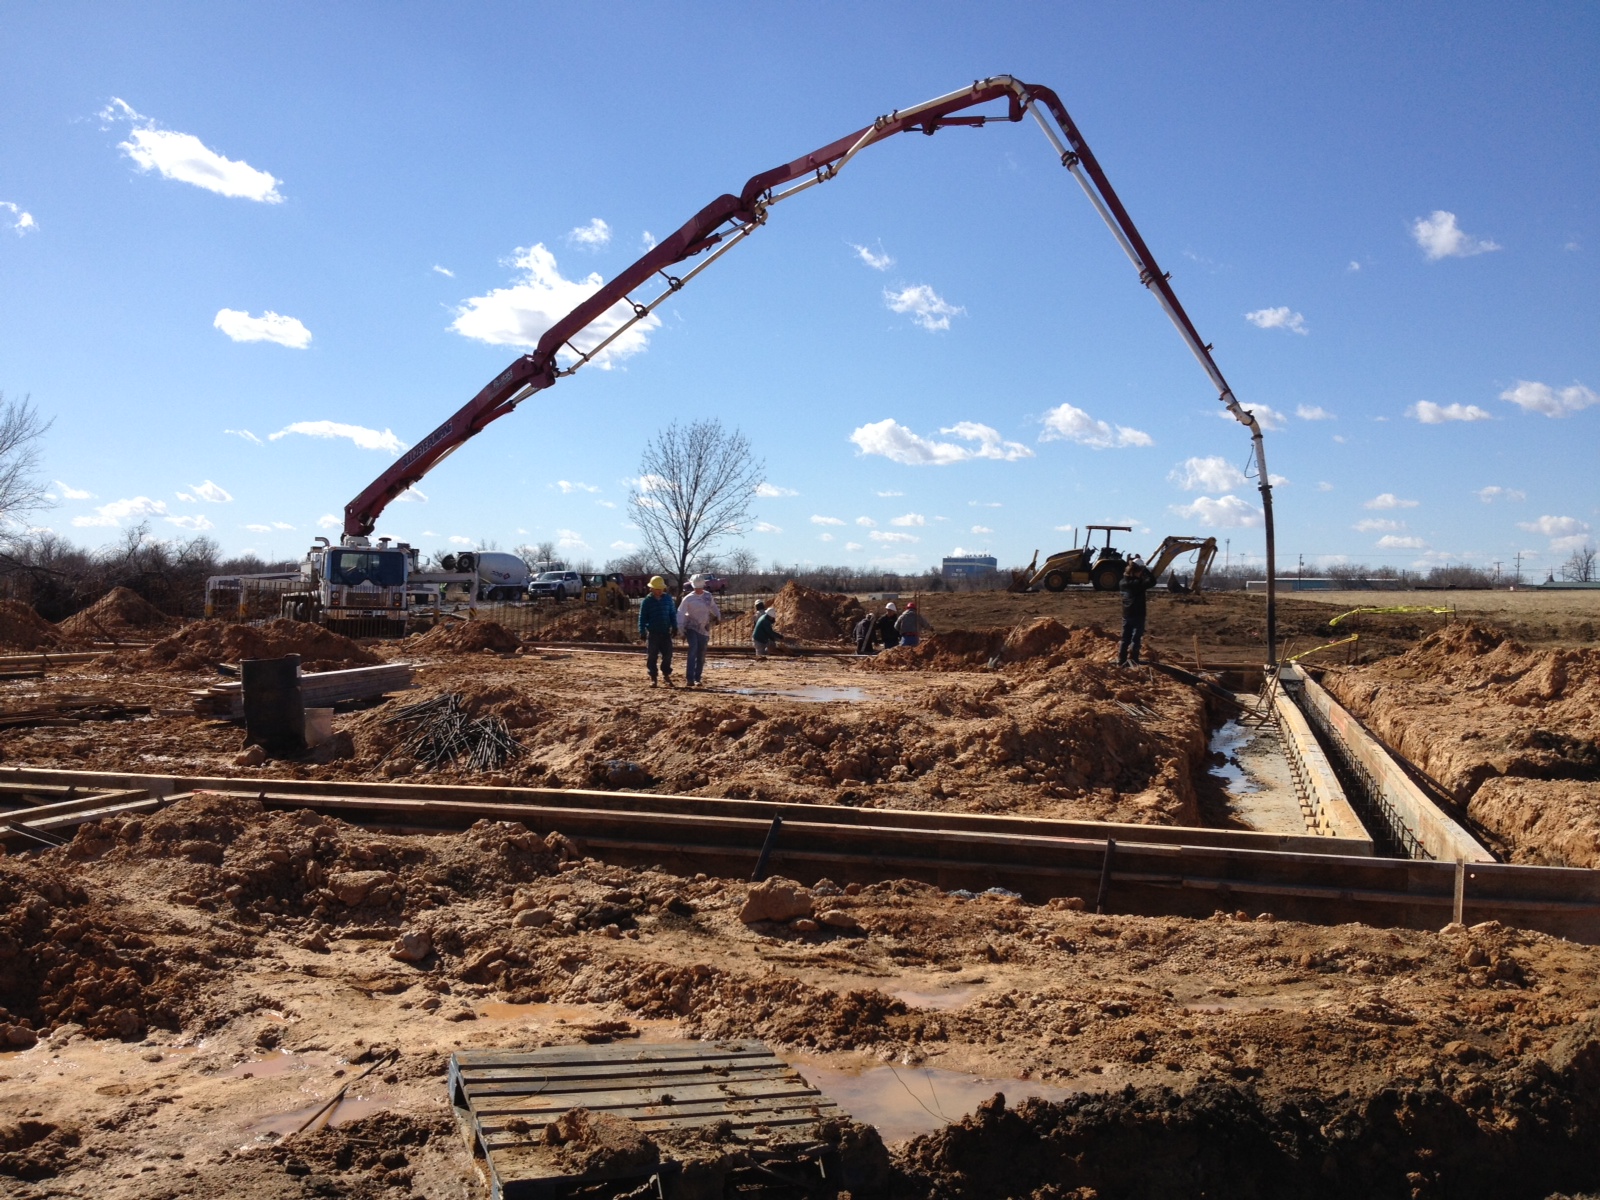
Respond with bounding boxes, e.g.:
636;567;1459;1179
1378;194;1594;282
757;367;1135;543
1118;555;1156;667
875;602;901;650
852;609;877;655
678;573;721;688
638;575;678;687
751;600;782;659
895;600;932;647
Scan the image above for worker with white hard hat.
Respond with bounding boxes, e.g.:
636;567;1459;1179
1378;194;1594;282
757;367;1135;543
875;601;901;649
678;573;722;688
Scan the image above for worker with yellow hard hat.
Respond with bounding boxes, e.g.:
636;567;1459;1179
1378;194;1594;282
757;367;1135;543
637;575;678;687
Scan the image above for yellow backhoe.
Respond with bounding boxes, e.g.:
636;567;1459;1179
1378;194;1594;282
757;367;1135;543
1011;529;1217;594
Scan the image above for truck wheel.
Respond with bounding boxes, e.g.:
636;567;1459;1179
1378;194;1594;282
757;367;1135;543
1092;563;1121;592
1043;570;1068;593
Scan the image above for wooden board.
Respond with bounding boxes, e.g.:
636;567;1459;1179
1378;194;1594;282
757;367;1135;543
450;1039;845;1200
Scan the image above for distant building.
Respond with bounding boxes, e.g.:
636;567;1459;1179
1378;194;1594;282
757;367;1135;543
942;554;998;583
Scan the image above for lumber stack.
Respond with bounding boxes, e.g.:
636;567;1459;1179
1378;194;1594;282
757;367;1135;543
190;662;415;719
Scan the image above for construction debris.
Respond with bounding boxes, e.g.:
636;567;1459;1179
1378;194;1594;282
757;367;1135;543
0;697;152;730
382;692;522;770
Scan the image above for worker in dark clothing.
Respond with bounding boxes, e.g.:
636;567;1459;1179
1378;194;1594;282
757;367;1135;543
853;610;877;655
875;602;901;650
1118;556;1156;666
638;575;678;686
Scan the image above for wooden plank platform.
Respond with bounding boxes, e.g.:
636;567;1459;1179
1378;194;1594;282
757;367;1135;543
451;1039;844;1200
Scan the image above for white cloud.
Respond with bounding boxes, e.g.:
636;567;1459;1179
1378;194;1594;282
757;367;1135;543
754;522;782;534
1519;515;1589;539
1168;494;1262;528
225;428;264;446
54;480;93;500
1477;486;1526;503
854;516;876;527
610;540;638;551
810;515;845;526
182;480;232;503
819;532;835;543
269;421;405;454
849;419;1033;465
214;308;312;349
1354;518;1404;533
850;242;894;270
449;535;473;546
1;201;36;235
875;490;903;498
869;530;919;543
71;495;170;528
1364;493;1418;510
756;482;798;498
451;243;658;368
101;98;282;202
165;514;213;531
1549;534;1593;553
432;264;454;278
244;523;275;533
555;529;590;551
1377;534;1427;549
641;231;657;251
273;521;294;530
889;513;926;527
1244;306;1308;335
1499;380;1598;418
1296;405;1334;421
1332;434;1348;444
567;218;611;249
883;284;963;331
1170;455;1246;492
1039;403;1153;449
1411;210;1500;261
844;541;864;551
555;480;601;494
1347;261;1361;272
969;500;1002;508
1408;401;1492;424
394;485;428;503
596;499;617;509
1317;481;1334;492
317;513;341;530
971;525;993;534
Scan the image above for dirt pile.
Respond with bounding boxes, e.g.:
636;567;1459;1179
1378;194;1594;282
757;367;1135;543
55;586;176;642
1324;622;1600;867
406;618;522;653
867;618;1103;672
899;1044;1600;1200
0;599;64;651
767;582;864;643
526;610;633;644
136;618;383;672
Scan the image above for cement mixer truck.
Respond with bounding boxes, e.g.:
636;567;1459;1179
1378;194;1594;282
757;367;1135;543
436;551;531;601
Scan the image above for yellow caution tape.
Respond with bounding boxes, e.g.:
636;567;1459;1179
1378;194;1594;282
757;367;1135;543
1288;634;1359;662
1328;605;1453;627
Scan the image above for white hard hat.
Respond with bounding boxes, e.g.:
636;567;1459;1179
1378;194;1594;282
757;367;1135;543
689;573;706;588
885;601;897;612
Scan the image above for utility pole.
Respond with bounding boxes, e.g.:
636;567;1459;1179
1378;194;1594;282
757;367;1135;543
1225;538;1230;572
1298;553;1304;580
1493;560;1502;587
1514;551;1523;586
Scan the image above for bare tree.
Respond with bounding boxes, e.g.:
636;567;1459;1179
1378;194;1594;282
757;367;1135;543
0;394;53;528
727;546;759;592
629;420;763;591
1560;544;1597;583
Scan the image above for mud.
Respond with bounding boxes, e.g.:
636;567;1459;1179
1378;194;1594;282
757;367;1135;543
1323;623;1600;866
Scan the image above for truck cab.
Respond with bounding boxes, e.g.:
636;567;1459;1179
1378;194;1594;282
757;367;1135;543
283;537;417;637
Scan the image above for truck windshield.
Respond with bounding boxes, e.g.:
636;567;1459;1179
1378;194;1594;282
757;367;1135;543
329;550;406;587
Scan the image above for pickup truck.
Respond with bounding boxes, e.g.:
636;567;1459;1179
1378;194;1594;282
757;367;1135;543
530;569;583;600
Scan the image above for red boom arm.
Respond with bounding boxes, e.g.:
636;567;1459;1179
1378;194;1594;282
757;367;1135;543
344;76;1279;656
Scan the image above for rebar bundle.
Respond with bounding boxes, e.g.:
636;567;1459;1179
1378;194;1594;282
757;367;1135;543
383;692;521;771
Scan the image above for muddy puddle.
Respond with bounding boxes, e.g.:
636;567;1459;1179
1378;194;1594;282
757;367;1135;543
248;1094;393;1137
726;685;869;703
890;980;989;1011
792;1058;1081;1143
1207;714;1307;836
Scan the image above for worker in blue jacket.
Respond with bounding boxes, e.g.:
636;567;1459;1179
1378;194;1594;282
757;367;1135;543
638;575;678;687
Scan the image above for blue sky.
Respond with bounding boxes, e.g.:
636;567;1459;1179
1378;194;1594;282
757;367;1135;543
1;2;1595;578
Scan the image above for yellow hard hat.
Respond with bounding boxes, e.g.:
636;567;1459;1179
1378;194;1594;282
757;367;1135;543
648;575;666;590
